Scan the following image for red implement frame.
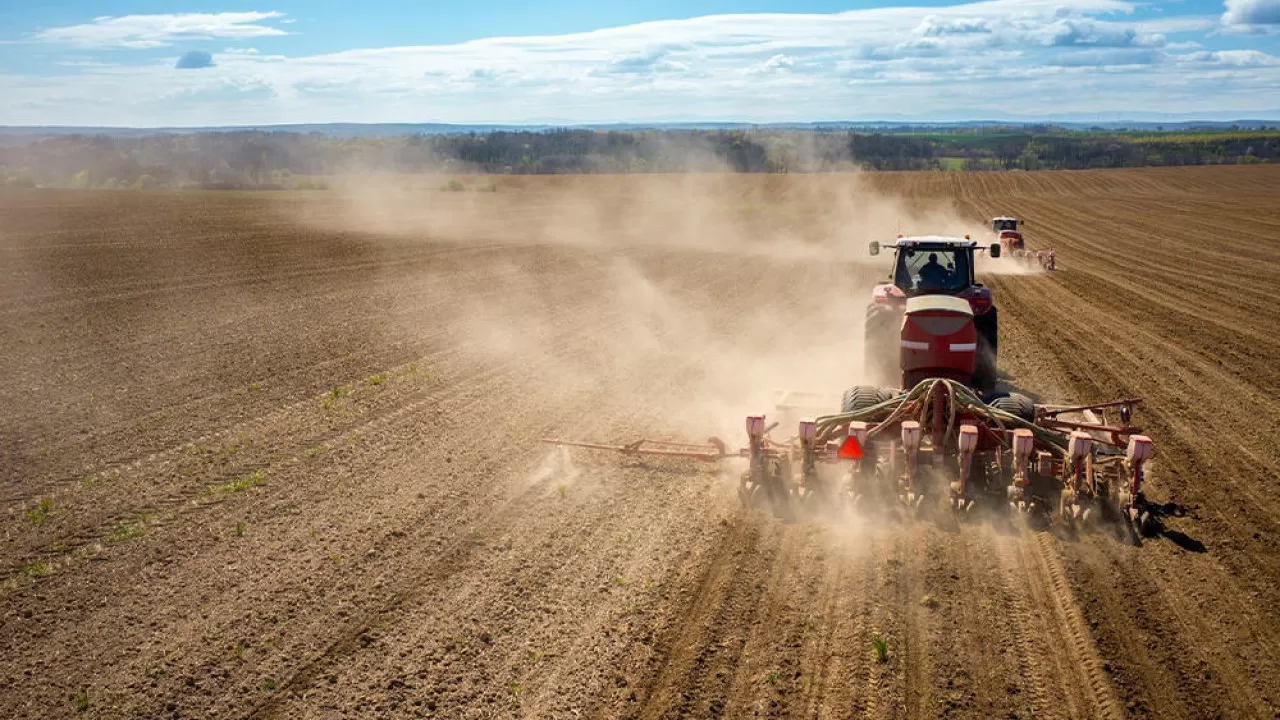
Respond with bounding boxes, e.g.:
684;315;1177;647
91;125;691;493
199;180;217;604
1036;398;1143;447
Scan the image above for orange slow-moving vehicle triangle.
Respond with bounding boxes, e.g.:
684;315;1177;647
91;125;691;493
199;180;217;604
838;435;864;460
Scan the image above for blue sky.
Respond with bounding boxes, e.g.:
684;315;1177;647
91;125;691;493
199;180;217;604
2;0;1279;126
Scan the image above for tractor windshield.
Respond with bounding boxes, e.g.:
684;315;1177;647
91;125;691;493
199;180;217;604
993;219;1017;232
896;247;971;293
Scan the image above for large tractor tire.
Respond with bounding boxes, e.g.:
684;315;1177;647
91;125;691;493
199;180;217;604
972;306;999;393
841;385;894;413
863;304;900;388
840;384;892;505
989;392;1035;423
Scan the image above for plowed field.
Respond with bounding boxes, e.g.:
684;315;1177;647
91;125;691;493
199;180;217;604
3;165;1279;719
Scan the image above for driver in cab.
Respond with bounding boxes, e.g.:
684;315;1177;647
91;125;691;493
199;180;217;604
917;253;951;289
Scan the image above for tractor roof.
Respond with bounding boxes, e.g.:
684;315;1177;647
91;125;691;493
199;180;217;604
893;235;979;248
992;216;1017;221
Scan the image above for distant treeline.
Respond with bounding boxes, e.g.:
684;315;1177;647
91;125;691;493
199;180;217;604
1;127;1277;188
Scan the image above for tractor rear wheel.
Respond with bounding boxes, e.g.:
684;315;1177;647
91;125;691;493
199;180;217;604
863;304;899;387
842;385;893;413
989;392;1035;422
841;385;891;506
973;307;998;392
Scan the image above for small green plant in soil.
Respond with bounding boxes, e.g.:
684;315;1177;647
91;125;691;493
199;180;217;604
112;521;142;541
871;634;889;663
207;470;267;495
26;497;53;525
507;680;522;709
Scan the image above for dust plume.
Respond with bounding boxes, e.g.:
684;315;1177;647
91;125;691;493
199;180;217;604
982;252;1050;276
283;162;992;450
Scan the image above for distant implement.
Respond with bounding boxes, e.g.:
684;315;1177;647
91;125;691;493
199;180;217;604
544;234;1155;539
991;216;1055;271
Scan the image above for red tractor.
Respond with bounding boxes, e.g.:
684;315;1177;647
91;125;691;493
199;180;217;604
992;216;1023;253
992;216;1056;271
863;235;1000;393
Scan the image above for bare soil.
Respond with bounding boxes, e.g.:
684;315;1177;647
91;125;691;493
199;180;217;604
3;166;1279;719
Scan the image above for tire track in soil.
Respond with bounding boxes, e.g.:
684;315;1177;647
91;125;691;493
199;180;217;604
898;524;930;719
717;524;826;719
794;528;880;720
1027;533;1125;720
935;521;1054;720
633;516;771;720
1080;538;1280;718
863;523;914;720
988;530;1061;719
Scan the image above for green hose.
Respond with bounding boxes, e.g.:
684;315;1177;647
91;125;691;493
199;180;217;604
814;378;1072;457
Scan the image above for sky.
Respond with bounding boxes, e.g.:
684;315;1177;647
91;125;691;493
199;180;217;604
2;0;1279;126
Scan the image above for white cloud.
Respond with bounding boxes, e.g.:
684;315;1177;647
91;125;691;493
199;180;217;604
32;11;287;49
596;49;690;75
1024;17;1164;47
4;0;1279;126
1133;16;1219;34
916;15;993;36
1182;49;1280;66
175;50;215;69
749;54;795;74
1046;48;1161;66
1223;0;1280;25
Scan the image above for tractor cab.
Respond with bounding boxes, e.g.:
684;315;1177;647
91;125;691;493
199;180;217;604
868;235;999;299
991;216;1024;251
992;217;1019;234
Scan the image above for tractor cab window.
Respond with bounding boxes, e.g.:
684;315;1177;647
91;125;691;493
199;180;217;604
896;247;971;293
993;219;1017;232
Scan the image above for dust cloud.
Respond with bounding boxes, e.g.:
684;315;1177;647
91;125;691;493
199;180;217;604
982;252;1050;276
283;157;999;450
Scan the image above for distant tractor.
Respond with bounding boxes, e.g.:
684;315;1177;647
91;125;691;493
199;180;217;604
991;216;1056;271
992;216;1023;252
864;235;1000;393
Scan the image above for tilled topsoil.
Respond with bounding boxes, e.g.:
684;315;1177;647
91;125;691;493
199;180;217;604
2;166;1279;719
